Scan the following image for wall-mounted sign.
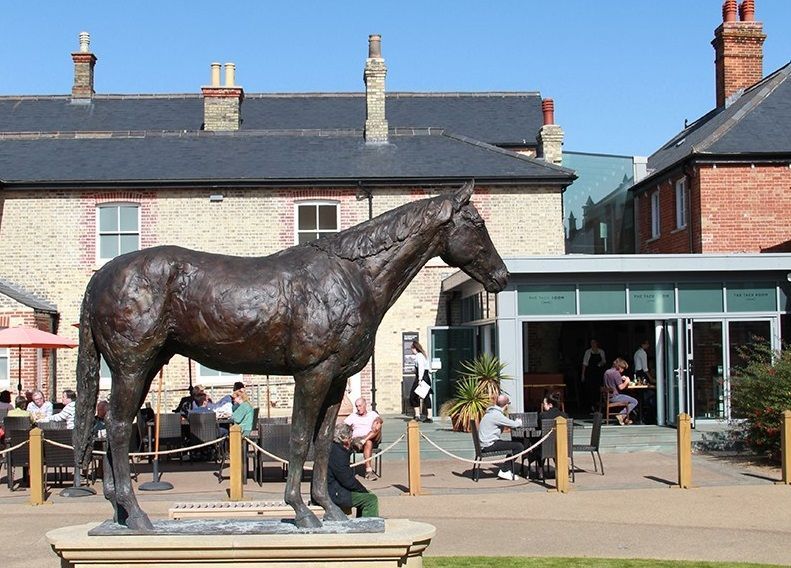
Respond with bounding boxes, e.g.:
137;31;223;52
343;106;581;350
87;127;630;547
630;283;675;314
402;331;419;376
518;285;576;315
726;283;776;312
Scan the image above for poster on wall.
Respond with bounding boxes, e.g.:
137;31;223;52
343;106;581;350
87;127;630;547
402;331;419;377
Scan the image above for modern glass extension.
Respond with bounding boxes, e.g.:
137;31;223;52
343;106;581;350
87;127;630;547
440;254;790;427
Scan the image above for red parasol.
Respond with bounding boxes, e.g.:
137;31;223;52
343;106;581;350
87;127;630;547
0;326;78;394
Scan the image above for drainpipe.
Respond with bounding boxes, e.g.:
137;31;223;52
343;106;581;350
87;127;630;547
356;182;377;410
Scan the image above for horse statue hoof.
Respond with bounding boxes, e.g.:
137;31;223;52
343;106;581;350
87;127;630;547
294;511;323;529
322;508;349;522
125;513;155;532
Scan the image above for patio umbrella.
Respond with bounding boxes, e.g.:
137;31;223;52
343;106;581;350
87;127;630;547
0;326;78;394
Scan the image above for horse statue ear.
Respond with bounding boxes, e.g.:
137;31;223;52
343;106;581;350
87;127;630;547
453;179;475;209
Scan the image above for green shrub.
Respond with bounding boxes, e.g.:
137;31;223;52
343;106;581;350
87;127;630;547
730;342;791;462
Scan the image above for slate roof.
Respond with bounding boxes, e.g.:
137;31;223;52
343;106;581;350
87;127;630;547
632;61;791;193
0;276;58;313
0;92;543;147
0;129;574;187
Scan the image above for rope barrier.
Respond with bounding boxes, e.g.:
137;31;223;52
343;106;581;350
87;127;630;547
243;437;288;464
350;434;405;467
242;433;406;467
419;429;554;465
0;439;29;456
41;436;227;458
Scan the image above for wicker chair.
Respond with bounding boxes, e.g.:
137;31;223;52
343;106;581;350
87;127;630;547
255;422;291;483
539;418;575;483
43;428;77;487
469;420;510;482
573;412;604;475
4;416;32;490
153;413;184;459
188;412;222;463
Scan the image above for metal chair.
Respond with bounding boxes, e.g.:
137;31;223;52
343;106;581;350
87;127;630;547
539;418;575;483
573;412;604;475
469;420;510;482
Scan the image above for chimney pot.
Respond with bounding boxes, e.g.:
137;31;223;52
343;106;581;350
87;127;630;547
368;34;382;59
210;62;221;87
224;63;236;87
78;31;90;53
739;0;755;21
542;98;555;125
723;0;737;22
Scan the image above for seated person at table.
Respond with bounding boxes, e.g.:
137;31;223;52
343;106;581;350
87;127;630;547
38;389;77;429
604;358;638;425
208;381;245;408
539;391;567;422
478;394;524;481
93;399;109;437
8;395;33;423
328;424;379;518
0;390;14;411
343;397;383;480
218;388;254;437
189;391;214;414
175;385;210;416
27;390;53;422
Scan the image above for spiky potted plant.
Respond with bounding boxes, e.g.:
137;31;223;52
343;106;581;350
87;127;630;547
441;377;490;432
458;352;511;403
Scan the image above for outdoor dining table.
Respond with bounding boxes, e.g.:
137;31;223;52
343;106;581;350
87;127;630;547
624;383;656;424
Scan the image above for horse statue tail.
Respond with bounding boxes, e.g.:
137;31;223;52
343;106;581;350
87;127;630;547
74;291;101;471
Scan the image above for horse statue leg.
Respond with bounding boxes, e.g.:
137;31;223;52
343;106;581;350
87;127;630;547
310;378;348;522
285;365;337;528
106;374;155;531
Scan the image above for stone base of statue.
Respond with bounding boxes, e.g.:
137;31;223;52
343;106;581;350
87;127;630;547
47;518;436;567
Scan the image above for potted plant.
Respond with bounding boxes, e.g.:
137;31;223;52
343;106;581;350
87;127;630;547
458;352;511;402
441;353;512;432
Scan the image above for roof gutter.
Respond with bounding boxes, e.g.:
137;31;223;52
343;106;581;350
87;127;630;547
0;174;576;192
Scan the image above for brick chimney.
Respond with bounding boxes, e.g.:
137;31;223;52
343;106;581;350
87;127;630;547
536;98;564;166
712;0;765;107
201;62;244;131
71;31;97;101
364;34;388;143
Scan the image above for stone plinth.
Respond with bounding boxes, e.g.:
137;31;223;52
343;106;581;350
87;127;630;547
47;518;435;567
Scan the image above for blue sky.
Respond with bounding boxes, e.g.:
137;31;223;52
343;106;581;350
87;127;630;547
2;1;789;156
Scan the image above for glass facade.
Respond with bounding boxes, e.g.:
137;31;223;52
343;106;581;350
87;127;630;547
563;152;637;254
517;284;575;315
579;283;626;314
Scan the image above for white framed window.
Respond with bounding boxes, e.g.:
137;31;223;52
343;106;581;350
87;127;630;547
295;201;340;244
650;191;661;239
97;203;140;263
675;178;687;229
197;364;242;387
0;347;9;390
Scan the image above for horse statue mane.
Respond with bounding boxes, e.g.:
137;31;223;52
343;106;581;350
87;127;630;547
310;192;448;261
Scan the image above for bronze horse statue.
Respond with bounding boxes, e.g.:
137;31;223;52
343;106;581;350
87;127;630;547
74;181;508;530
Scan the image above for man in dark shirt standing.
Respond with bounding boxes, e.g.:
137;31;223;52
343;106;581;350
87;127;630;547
327;424;379;518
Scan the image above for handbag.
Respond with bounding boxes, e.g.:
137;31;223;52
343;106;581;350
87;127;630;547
414;380;430;399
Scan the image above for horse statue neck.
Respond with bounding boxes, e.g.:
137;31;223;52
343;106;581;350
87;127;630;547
310;195;448;315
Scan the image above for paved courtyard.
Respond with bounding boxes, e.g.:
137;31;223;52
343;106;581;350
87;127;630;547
1;447;789;566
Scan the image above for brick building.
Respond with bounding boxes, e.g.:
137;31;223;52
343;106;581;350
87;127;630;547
631;0;791;254
0;33;574;412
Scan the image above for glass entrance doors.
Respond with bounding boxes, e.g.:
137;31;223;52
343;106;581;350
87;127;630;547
429;327;475;414
659;318;774;426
